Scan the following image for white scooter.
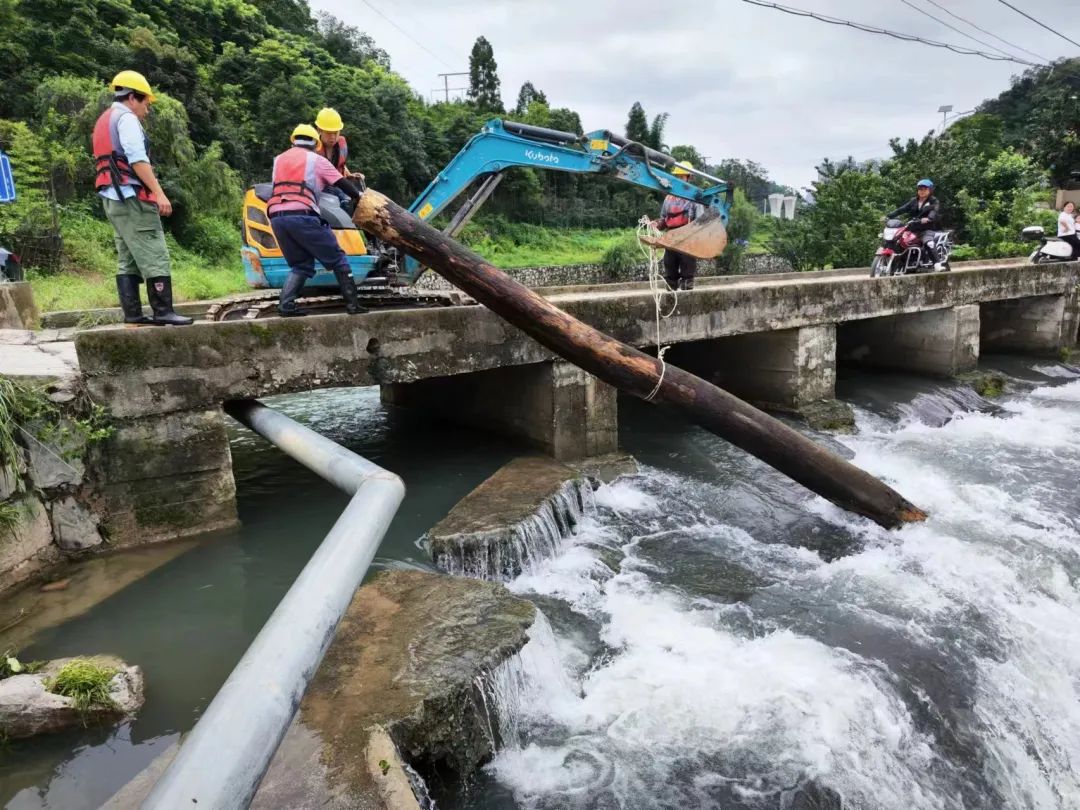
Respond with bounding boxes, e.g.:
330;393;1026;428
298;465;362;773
1022;226;1075;264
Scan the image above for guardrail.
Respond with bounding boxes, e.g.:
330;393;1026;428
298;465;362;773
142;399;405;809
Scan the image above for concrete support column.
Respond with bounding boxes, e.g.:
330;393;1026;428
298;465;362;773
94;408;238;546
666;325;841;414
980;293;1077;355
0;282;39;329
839;304;980;377
381;361;618;461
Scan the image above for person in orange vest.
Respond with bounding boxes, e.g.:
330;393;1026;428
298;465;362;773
314;108;365;214
92;70;192;325
267;124;365;317
657;161;704;291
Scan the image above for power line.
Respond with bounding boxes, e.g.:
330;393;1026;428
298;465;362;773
740;0;1042;66
899;0;1030;62
357;0;455;69
994;0;1080;50
920;0;1052;64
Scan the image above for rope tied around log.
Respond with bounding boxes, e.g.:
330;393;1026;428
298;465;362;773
637;215;678;402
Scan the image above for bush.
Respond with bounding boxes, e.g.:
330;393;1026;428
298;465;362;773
177;215;240;258
600;234;641;274
46;658;117;714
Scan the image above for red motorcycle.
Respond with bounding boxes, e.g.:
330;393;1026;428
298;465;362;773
870;219;952;277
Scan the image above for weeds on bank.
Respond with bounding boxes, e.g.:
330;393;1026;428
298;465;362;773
0;651;45;679
46;658;118;714
0;502;23;537
0;375;113;468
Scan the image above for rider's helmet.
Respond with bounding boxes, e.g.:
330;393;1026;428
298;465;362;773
917;178;935;190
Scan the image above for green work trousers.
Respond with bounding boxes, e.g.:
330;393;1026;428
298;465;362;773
102;196;171;279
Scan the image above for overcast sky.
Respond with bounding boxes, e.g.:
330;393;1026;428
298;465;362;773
310;0;1077;191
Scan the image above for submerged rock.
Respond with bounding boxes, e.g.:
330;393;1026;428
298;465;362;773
0;655;143;739
253;570;536;809
427;456;596;579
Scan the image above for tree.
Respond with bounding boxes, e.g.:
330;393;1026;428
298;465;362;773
513;81;547;117
670;145;704;169
316;12;389;69
625;102;649;144
468;36;503;113
647;113;668;151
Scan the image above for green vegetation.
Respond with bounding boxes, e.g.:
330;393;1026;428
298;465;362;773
46;658;118;713
0;502;23;537
0;652;44;679
0;375;113;469
458;218;632;268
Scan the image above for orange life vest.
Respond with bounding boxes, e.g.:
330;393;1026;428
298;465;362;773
267;147;320;215
92;105;157;205
662;196;690;229
318;135;348;173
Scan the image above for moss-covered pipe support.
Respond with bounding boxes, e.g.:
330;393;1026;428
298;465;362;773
355;188;926;529
142;399;405;809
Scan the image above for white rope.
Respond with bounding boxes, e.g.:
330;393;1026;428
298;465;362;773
16;425;81;473
636;215;678;402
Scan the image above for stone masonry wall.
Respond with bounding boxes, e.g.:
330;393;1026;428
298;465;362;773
0;383;106;593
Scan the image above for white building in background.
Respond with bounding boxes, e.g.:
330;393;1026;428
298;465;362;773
767;193;798;220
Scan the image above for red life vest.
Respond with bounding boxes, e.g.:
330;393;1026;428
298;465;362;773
319;135;348;173
92;105;157;205
267;147;320;215
662;196;690;229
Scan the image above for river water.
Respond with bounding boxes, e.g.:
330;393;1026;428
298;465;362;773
1;356;1079;809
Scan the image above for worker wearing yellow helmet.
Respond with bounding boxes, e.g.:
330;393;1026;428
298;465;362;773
265;124;366;316
91;70;192;325
314;108;364;185
656;160;704;291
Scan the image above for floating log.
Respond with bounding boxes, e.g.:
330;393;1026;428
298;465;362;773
354;191;926;529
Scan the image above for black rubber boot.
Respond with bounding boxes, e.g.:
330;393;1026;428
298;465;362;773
146;277;193;326
680;277;695;291
115;275;152;325
334;268;367;315
664;276;679;292
278;271;309;317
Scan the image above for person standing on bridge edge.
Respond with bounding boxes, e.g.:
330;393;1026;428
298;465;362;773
92;71;192;326
886;179;944;271
657;161;704;291
267;124;365;317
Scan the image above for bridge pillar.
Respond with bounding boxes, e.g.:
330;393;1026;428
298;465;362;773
381;361;618;461
839;304;980;377
94;408;239;546
665;325;849;425
980;293;1079;356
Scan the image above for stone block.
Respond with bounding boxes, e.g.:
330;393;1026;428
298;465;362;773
25;423;85;491
0;497;54;581
0;282;40;329
51;496;103;551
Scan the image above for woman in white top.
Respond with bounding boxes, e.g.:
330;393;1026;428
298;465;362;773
1059;201;1080;259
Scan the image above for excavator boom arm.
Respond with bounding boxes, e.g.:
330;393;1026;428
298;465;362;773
402;119;732;279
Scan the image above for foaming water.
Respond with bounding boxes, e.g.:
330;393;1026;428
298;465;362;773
475;371;1080;810
434;479;596;580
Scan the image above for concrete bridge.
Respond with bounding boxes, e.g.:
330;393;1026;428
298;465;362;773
70;261;1080;545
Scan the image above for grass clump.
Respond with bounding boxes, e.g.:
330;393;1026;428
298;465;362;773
0;375;112;466
0;651;44;679
458;217;633;268
600;234;642;274
0;502;24;537
46;658;118;713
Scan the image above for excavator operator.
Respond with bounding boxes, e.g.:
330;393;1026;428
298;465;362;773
657;161;705;290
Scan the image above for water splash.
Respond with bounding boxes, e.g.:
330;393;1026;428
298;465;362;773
434;478;596;580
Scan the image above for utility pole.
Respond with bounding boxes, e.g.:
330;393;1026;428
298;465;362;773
436;72;469;103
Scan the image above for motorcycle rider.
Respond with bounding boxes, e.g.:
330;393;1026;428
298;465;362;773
886;179;944;271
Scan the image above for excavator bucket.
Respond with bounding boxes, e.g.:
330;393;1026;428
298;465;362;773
638;209;729;260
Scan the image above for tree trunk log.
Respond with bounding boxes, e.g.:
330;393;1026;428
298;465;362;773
355;190;926;529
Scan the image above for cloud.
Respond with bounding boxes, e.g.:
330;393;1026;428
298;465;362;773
312;0;1073;191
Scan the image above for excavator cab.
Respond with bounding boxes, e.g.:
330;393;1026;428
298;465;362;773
240;184;374;289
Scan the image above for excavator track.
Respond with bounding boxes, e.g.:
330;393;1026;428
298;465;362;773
204;286;472;322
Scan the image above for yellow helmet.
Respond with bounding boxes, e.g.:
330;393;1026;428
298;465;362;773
291;123;319;144
315;108;344;132
671;161;694;177
110;70;156;103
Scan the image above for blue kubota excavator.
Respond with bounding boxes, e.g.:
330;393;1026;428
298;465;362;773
211;119;733;320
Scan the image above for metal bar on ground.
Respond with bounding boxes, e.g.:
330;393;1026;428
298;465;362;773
142;399;405;809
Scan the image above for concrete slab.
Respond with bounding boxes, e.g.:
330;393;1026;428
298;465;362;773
0;340;78;380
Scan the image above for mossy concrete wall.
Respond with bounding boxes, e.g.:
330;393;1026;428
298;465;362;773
980;293;1079;356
